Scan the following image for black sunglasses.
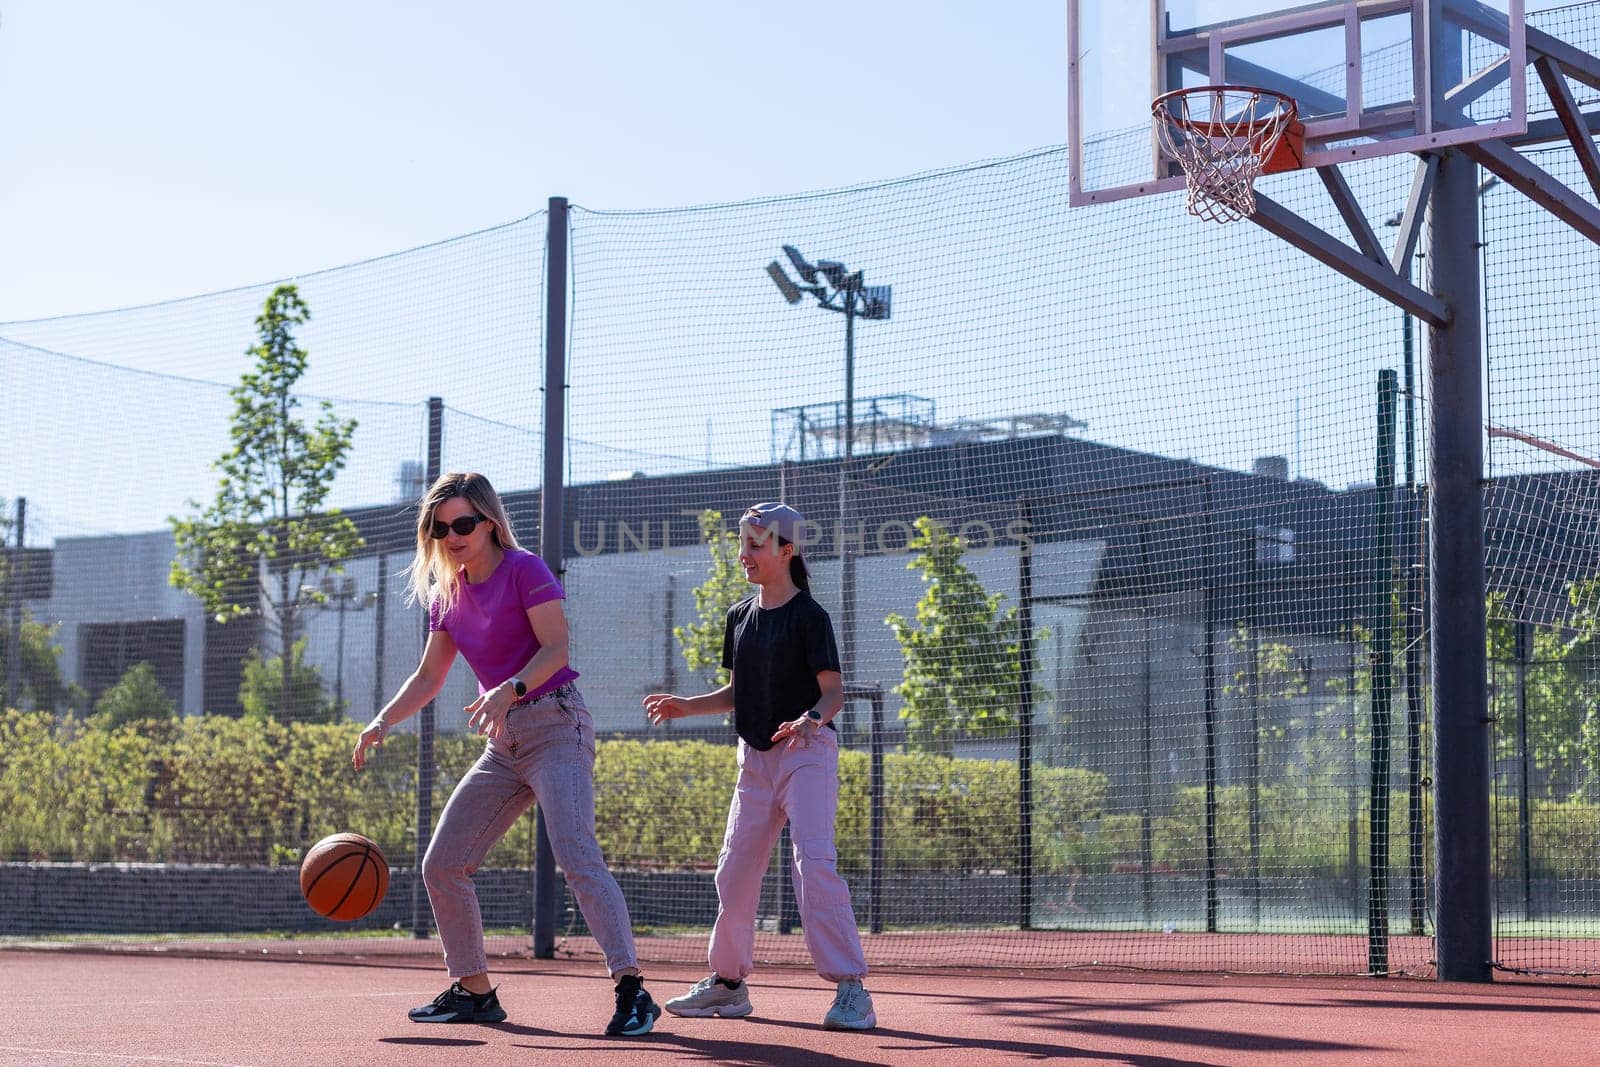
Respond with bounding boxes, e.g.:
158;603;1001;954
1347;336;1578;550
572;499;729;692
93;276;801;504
430;514;490;539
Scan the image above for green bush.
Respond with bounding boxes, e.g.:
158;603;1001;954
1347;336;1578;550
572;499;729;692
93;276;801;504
33;713;1590;883
0;711;166;861
92;662;177;728
1492;796;1600;879
0;713;1115;875
238;639;340;724
1081;784;1434;879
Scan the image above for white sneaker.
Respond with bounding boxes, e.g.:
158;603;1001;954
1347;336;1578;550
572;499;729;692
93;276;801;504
822;979;876;1030
664;975;754;1018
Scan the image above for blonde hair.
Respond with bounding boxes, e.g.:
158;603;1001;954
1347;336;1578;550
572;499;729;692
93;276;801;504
405;472;524;619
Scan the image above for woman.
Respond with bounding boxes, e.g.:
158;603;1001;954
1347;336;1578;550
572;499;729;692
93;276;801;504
353;471;658;1037
642;502;876;1030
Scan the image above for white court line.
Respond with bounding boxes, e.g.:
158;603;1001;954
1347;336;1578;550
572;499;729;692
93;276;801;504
0;1047;246;1066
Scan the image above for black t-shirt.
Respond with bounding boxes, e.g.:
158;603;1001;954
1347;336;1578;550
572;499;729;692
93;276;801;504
721;591;842;751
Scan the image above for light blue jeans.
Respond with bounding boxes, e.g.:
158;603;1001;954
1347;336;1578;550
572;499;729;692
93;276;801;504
421;683;638;977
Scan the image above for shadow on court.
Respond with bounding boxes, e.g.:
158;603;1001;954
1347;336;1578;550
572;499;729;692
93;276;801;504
2;949;1599;1065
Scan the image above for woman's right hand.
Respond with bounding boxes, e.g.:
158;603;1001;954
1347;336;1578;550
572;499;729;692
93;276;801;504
643;693;688;726
352;718;387;772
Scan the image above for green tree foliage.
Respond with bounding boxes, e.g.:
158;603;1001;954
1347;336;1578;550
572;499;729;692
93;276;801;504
0;501;83;714
168;285;362;719
886;516;1022;748
1487;587;1600;800
238;639;339;725
0;616;84;714
1225;624;1316;777
674;509;746;688
91;662;177;728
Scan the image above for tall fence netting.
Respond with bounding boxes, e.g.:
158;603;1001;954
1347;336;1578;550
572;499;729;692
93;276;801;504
3;4;1600;979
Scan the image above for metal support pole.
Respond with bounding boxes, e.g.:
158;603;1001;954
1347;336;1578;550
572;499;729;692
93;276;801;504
412;399;443;939
334;596;348;711
1428;145;1493;982
1246;533;1262;928
868;686;885;934
373;554;388;715
4;498;25;712
1406;493;1428;934
839;290;858;721
1515;617;1534;921
778;825;798;934
1402;211;1428;937
1370;369;1398;976
1140;599;1155;928
533;196;570;959
1017;496;1035;931
1202;481;1220;933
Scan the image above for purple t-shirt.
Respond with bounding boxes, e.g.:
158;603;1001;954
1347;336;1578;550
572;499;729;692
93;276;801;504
428;549;579;701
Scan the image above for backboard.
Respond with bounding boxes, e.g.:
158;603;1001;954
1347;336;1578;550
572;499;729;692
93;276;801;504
1068;1;1528;206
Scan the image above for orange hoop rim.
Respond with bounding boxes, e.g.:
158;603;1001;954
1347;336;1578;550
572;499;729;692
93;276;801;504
1151;84;1299;137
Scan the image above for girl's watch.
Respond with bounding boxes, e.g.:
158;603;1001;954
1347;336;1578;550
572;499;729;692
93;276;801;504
803;708;823;725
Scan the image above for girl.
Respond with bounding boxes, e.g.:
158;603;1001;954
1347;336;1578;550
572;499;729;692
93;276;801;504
642;502;876;1030
352;471;659;1037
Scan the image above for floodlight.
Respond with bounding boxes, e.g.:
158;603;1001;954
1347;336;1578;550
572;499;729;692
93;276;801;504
816;260;850;289
782;244;819;284
767;261;803;304
860;285;892;321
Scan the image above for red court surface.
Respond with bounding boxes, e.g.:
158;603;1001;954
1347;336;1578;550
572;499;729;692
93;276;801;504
3;949;1599;1065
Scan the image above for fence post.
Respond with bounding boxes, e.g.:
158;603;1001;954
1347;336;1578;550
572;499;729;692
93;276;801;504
533;196;570;959
412;398;442;939
1202;479;1219;933
1515;616;1533;921
1406;490;1428;934
868;685;885;934
1369;369;1397;975
3;498;24;712
1017;496;1035;931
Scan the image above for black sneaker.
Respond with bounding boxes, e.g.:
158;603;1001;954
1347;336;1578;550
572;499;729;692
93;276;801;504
408;982;508;1024
606;974;661;1036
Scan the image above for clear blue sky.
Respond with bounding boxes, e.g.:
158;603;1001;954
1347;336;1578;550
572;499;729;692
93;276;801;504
0;0;1066;320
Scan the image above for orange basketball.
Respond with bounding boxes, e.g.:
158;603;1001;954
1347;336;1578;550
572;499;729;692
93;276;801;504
300;832;389;921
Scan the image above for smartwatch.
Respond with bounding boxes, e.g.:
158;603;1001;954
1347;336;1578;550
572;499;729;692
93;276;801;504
803;709;823;725
510;678;528;699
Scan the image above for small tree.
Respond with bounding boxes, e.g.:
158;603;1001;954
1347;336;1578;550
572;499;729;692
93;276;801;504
675;510;746;688
1225;624;1312;778
168;285;362;720
0;616;85;714
886;516;1023;749
238;639;339;724
92;662;177;728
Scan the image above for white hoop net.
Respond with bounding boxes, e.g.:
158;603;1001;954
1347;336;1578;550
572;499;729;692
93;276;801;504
1152;86;1297;224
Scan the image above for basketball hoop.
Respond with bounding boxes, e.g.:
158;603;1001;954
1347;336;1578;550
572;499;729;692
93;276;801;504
1151;85;1305;223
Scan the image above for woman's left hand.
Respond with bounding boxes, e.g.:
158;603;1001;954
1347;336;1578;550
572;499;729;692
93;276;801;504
464;684;516;739
771;714;821;751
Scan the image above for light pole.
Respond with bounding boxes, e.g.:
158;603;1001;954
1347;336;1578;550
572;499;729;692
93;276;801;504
765;245;891;690
767;247;891;935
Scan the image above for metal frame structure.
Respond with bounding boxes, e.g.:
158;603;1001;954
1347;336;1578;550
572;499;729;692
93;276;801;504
1252;12;1600;323
1069;0;1600;984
